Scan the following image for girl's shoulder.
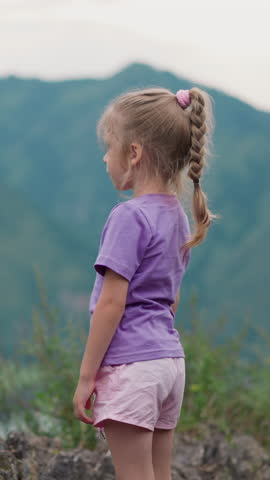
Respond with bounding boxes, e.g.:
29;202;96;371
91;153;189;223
108;199;142;217
105;200;153;235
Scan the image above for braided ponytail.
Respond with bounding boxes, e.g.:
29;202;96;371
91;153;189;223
180;87;221;264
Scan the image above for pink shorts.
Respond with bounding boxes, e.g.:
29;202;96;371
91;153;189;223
91;357;185;438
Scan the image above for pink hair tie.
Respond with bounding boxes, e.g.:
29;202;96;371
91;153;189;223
176;89;191;109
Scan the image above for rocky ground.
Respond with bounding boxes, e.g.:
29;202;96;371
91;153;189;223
0;423;269;479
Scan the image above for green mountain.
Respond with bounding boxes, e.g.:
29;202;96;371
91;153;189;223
0;62;269;358
0;183;94;356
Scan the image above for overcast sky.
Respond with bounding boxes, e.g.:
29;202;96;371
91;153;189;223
1;0;270;112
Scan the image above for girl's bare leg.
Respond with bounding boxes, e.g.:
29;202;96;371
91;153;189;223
152;427;175;480
103;419;155;480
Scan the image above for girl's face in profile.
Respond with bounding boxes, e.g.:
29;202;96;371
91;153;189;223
103;135;132;190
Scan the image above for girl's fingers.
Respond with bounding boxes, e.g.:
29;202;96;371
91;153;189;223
75;410;93;424
74;404;94;424
81;415;93;424
73;385;96;423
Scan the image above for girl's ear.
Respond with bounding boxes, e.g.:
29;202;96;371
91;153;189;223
130;142;143;167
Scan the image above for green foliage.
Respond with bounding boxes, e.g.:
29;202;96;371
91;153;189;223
175;292;270;451
0;267;98;450
1;276;269;452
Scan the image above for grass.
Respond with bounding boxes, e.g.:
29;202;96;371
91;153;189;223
0;270;269;451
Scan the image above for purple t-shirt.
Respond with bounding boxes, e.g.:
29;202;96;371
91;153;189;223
89;193;191;366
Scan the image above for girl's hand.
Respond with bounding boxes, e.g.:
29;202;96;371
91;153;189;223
72;378;96;425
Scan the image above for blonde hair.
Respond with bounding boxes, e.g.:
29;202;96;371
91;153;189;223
97;86;221;264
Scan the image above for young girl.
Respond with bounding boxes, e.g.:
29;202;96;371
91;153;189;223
73;86;219;480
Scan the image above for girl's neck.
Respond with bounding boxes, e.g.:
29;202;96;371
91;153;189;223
133;185;175;198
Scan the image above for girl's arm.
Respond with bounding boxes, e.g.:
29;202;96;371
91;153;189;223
79;268;129;381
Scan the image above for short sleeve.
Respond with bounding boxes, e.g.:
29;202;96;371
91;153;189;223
94;202;153;282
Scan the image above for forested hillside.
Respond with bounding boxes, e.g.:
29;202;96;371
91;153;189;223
0;62;269;358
